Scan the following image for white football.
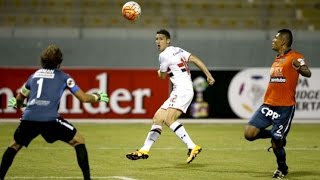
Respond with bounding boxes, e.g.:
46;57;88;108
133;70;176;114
122;1;141;21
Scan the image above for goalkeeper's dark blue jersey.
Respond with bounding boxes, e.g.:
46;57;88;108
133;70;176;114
21;69;80;122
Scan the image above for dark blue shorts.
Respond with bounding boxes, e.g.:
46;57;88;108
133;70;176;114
14;117;77;147
248;104;295;140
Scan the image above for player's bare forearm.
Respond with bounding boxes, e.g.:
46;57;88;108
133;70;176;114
198;64;215;85
158;70;167;79
74;90;96;103
299;66;312;78
16;93;26;109
189;55;215;85
74;89;109;103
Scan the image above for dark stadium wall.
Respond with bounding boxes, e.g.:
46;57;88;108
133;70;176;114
0;39;319;68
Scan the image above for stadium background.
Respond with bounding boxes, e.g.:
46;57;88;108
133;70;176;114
0;0;319;120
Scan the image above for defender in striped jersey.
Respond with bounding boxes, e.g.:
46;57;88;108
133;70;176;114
244;29;311;179
0;45;109;180
126;29;215;163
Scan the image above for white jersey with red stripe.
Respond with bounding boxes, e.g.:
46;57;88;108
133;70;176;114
159;46;194;113
159;46;193;90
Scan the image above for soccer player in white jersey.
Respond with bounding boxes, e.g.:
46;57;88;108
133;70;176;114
126;29;215;163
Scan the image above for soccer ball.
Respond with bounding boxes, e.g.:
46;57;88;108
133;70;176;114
122;1;141;21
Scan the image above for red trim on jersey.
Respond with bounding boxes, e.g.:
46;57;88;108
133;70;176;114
177;62;184;67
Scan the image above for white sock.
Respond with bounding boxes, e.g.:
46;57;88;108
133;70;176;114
140;125;162;151
169;121;196;149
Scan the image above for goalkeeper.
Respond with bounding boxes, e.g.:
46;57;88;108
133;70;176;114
0;45;109;180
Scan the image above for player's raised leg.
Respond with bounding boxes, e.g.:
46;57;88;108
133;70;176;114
244;106;273;142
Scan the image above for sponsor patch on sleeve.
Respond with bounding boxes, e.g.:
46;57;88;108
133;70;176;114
66;78;76;88
297;58;306;66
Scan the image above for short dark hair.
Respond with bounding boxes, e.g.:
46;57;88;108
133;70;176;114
278;29;293;47
157;29;171;39
40;45;63;69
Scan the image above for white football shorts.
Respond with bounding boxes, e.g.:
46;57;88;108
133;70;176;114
160;87;194;113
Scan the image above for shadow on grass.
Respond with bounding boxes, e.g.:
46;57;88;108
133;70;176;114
252;170;320;179
286;171;320;179
149;163;320;179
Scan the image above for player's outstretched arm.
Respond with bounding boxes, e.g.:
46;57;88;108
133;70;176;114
74;89;109;103
188;55;215;85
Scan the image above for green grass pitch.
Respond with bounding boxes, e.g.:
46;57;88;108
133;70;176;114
0;123;319;180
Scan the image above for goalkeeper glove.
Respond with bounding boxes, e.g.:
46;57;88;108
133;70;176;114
8;97;17;108
8;97;27;108
93;92;109;102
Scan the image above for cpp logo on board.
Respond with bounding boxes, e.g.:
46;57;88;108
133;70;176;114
228;68;270;119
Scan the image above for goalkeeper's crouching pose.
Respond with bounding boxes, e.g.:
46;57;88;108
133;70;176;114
0;45;109;180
